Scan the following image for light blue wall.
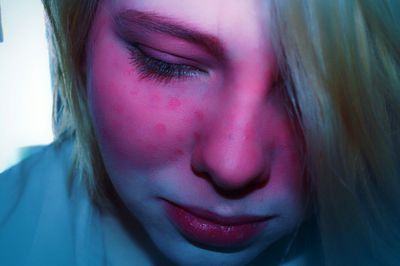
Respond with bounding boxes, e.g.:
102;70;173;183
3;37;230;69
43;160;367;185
0;1;53;172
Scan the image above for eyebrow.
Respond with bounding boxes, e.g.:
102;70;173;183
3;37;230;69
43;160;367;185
114;9;226;61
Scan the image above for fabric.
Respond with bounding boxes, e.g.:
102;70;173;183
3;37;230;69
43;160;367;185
0;140;106;266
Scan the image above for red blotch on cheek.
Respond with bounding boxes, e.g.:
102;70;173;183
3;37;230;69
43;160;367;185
174;149;184;156
194;110;204;122
154;123;168;136
168;97;182;110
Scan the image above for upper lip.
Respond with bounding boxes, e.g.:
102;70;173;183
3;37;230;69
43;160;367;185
164;199;274;226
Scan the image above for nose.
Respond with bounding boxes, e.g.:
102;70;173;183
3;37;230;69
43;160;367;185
191;93;270;194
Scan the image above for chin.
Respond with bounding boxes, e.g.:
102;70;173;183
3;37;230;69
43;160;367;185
161;246;262;266
146;227;271;266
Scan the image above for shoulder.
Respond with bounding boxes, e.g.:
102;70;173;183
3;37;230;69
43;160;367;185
0;139;74;217
0;139;105;266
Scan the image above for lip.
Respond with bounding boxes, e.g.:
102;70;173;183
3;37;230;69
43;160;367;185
163;200;272;249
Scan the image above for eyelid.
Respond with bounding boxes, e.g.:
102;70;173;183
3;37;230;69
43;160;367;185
135;43;208;72
127;42;207;83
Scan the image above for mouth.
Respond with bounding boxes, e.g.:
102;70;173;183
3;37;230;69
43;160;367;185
163;200;273;249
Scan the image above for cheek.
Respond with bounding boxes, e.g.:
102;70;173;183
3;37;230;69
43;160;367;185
87;39;204;169
91;83;198;168
257;101;306;203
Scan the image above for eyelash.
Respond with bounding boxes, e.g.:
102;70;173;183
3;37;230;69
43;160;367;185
127;44;204;83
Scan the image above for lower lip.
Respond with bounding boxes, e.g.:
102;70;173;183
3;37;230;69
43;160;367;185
164;202;268;248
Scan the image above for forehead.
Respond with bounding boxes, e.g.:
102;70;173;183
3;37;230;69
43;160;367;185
104;0;271;47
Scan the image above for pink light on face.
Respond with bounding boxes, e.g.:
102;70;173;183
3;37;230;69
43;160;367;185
174;149;184;156
194;110;204;122
87;1;307;265
111;103;125;114
150;93;161;104
168;97;182;110
154;123;167;136
129;88;139;96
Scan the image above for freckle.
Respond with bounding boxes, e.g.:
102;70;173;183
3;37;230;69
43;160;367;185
154;123;167;135
194;110;204;122
174;149;184;156
168;97;182;110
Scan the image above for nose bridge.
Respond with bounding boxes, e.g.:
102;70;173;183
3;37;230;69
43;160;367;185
193;84;269;191
215;90;262;148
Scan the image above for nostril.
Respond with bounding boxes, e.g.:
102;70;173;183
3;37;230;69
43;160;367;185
190;161;269;199
215;172;269;199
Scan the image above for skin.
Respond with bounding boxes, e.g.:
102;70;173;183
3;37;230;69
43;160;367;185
87;0;308;265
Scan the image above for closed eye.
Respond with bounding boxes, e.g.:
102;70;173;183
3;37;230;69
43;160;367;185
127;43;207;83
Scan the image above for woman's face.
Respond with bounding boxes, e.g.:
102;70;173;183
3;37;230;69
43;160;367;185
87;0;307;265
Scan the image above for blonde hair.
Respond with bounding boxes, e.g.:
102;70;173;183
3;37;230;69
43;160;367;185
42;0;111;202
271;0;400;264
43;0;400;264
